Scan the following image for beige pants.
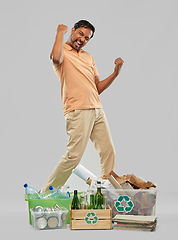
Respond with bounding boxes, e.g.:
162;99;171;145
42;108;115;192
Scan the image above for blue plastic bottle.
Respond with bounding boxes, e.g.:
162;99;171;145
24;183;41;200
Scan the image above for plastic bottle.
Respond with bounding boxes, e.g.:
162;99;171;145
61;185;70;197
24;183;41;200
49;186;70;199
48;186;59;199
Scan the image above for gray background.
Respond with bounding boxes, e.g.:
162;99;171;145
0;0;177;238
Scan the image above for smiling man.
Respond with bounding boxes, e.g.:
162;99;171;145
42;20;124;192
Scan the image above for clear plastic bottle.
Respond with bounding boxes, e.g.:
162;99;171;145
24;183;41;200
48;186;70;199
48;186;60;199
61;185;70;198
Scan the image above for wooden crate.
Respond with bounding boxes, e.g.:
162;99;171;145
70;206;112;230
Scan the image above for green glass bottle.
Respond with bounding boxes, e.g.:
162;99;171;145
96;194;103;209
94;181;103;205
88;194;95;209
71;190;80;209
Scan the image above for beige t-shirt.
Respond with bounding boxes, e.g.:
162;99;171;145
53;43;102;115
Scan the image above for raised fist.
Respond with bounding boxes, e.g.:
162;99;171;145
114;58;124;75
56;24;68;34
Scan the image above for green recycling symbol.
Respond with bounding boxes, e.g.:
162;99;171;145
85;212;98;225
115;195;134;213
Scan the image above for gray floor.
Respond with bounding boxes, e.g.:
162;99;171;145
1;191;177;239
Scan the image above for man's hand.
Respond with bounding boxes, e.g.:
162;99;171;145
114;58;124;75
56;24;68;35
96;57;124;94
50;24;68;64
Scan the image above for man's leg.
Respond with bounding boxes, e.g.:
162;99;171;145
42;109;96;192
90;108;115;179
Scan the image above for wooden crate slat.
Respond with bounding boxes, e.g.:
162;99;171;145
70;219;112;230
71;208;111;219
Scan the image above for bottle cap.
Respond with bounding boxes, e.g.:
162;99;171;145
24;183;28;188
74;190;78;194
49;186;53;191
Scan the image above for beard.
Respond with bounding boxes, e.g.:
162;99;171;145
71;37;83;50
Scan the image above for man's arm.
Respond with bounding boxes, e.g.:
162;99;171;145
50;24;68;66
96;58;124;94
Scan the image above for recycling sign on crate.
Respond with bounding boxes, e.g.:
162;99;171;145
85;212;98;225
114;195;134;213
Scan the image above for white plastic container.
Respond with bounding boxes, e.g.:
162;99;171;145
30;207;68;230
103;188;158;218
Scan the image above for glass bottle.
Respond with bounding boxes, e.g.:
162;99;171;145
71;190;80;209
94;181;103;205
96;194;103;209
88;193;95;209
103;193;109;209
80;191;87;209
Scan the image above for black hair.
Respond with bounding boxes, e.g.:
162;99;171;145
73;20;95;38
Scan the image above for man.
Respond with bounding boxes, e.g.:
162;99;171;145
42;20;124;192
